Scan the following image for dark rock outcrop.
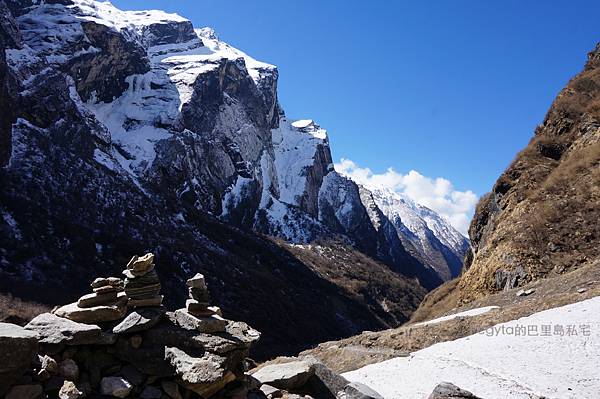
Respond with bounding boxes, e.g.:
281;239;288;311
68;21;150;103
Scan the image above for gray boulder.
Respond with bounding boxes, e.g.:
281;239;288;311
428;382;481;399
260;384;282;398
113;307;165;334
25;313;114;346
173;309;227;333
0;323;39;394
337;382;383;399
251;361;315;390
302;360;349;398
53;302;127;324
164;346;227;385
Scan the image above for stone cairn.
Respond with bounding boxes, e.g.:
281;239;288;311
173;273;228;334
0;253;263;399
0;253;379;399
123;253;163;308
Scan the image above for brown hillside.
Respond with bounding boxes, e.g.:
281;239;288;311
456;43;600;303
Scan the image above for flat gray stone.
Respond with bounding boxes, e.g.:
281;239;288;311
174;309;227;333
251;361;314;390
25;313;114;346
54;302;127;324
186;273;207;289
112;307;165;334
338;382;384;399
77;292;118;308
91;277;123;289
260;384;282;397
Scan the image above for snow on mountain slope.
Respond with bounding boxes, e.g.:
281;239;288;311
344;296;600;398
272;118;331;206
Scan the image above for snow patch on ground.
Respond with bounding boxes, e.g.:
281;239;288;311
414;306;499;327
344;297;600;399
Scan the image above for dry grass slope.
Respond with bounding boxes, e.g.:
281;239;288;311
0;293;51;325
455;43;600;304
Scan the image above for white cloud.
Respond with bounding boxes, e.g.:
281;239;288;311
335;158;478;236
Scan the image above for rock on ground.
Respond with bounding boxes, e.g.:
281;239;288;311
0;323;39;394
428;382;481;398
59;380;84;399
337;382;383;399
24;313;111;346
112;307;165;334
252;361;315;390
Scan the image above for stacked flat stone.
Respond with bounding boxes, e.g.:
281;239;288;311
186;273;221;317
173;273;226;333
52;277;127;324
123;253;163;307
77;277;124;308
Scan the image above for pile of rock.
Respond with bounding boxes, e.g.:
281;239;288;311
173;273;228;334
0;252;387;399
0;253;264;399
123;253;163;307
53;277;127;324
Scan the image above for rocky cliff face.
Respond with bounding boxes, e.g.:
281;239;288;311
457;43;600;302
0;0;464;356
0;0;435;358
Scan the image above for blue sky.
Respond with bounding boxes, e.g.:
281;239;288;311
113;0;600;232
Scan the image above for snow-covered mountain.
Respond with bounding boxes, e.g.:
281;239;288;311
366;188;469;280
0;0;468;353
9;0;461;285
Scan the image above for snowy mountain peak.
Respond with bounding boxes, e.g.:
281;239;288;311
291;119;328;140
196;26;218;40
72;0;192;41
342;182;469;280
